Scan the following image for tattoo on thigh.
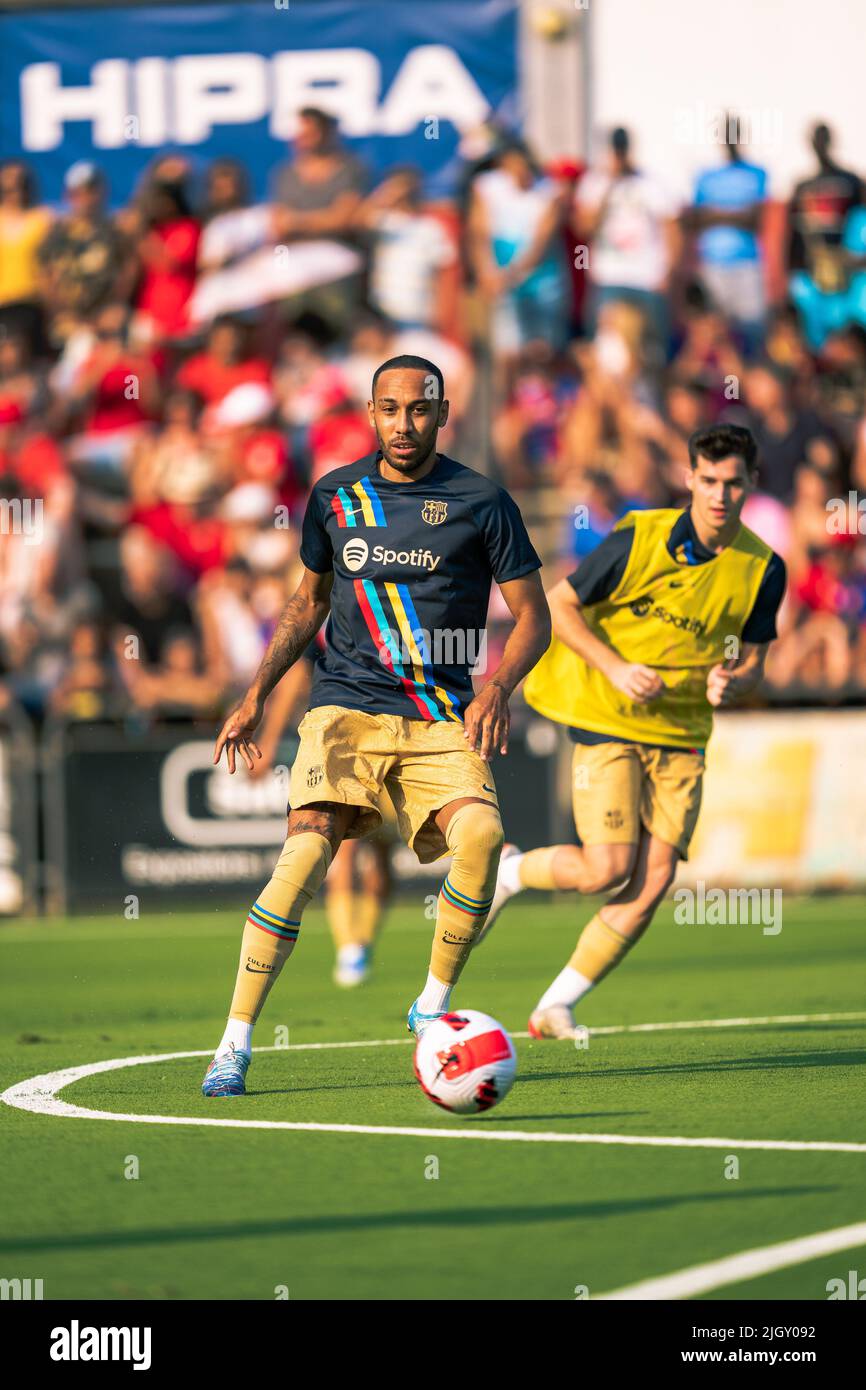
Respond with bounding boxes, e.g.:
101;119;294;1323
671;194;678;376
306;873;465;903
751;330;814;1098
288;803;357;843
289;812;339;838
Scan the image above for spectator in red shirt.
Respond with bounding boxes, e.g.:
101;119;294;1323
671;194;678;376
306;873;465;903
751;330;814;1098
62;302;160;471
0;407;68;501
205;380;302;513
133;181;200;343
176;315;271;405
307;389;378;485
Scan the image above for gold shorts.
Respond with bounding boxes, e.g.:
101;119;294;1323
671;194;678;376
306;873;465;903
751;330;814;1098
289;705;499;863
571;740;704;860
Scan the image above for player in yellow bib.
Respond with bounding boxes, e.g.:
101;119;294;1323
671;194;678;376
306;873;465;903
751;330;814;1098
485;423;787;1038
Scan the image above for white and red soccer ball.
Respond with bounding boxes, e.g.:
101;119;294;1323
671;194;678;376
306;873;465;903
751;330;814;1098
414;1009;517;1115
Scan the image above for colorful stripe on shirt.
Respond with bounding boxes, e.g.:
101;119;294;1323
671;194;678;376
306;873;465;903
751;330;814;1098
389;580;462;722
352;476;387;526
247;901;301;941
353;577;455;721
440;877;494;918
330;476;387;528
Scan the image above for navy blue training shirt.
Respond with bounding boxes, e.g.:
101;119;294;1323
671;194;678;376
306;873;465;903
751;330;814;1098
300;450;541;721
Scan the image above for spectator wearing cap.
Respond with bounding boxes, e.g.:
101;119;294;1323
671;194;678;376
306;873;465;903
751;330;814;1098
270;107;369;337
37;163;130;351
0;160;53;356
204;379;302;515
576;127;680;367
687;116;768;354
546;156;587;336
358;166;458;333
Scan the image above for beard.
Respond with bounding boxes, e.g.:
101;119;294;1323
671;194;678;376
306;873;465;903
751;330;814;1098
377;432;437;474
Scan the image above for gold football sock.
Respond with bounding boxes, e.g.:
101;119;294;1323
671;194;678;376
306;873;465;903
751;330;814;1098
429;802;504;986
518;846;562;890
326;890;356;950
355;891;385;947
327;890;385;950
568;912;633;984
228;832;332;1024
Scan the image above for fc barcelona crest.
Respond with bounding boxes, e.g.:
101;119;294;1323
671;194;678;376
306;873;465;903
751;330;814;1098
422;499;448;526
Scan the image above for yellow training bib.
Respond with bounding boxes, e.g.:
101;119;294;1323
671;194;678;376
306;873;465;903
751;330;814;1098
524;509;772;748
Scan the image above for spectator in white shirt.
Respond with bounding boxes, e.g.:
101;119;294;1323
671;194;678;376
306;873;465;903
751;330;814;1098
468;138;571;399
358;167;457;333
576;127;681;365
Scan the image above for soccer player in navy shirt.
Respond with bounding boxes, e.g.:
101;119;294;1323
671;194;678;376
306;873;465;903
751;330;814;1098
202;355;550;1096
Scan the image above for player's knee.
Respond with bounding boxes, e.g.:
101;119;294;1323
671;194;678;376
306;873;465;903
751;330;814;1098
272;831;333;895
583;844;636;894
445;801;505;868
633;858;678;915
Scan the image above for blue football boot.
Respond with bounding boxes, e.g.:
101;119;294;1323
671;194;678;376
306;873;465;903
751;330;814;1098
407;999;447;1040
201;1043;251;1096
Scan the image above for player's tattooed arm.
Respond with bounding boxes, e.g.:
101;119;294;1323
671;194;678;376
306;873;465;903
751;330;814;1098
252;569;332;699
464;572;551;760
706;641;768;707
213;568;333;774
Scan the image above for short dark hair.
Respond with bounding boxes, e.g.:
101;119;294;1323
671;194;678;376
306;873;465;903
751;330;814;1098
298;107;338;136
611;126;630;156
372;355;445;403
688;423;758;474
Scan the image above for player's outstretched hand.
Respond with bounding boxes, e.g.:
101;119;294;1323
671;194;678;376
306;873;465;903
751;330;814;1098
610;661;665;704
706;662;738;707
213;694;264;774
463;681;509;761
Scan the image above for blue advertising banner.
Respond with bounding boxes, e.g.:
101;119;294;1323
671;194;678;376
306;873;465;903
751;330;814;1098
0;0;520;206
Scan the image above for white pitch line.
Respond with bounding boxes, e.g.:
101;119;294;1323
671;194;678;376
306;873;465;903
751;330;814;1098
101;1008;862;1055
598;1220;866;1300
3;1017;866;1153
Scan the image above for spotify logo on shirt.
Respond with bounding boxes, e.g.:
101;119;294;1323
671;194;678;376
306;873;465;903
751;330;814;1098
341;539;442;574
342;538;369;572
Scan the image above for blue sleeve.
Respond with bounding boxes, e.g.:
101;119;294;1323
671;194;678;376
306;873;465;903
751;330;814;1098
742;552;786;644
567;527;634;604
299;488;333;574
478;488;541;585
843;207;866;253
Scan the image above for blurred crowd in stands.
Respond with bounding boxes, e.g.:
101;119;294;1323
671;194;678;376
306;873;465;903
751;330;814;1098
3;105;866;728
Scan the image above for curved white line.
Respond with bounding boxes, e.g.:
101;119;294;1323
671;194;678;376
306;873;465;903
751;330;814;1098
598;1221;866;1299
3;1008;866;1152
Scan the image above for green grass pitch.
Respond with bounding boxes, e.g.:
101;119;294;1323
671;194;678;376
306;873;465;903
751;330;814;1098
1;894;865;1301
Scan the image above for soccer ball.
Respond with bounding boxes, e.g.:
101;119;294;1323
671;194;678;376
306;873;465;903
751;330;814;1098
413;1010;517;1115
